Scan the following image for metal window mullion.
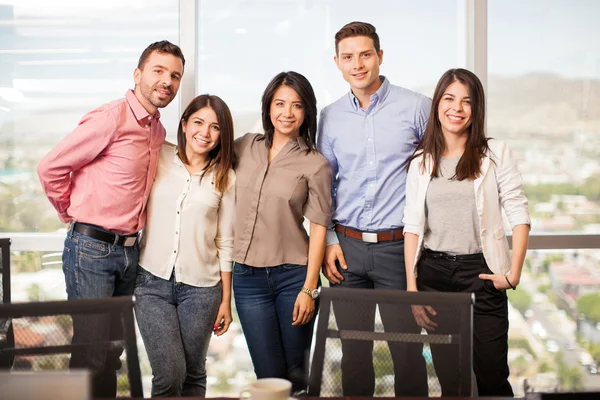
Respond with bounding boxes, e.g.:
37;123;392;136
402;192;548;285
178;0;197;113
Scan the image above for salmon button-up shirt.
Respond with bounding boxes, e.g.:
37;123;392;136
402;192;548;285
37;90;165;235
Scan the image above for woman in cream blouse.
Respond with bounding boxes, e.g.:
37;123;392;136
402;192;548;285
134;94;235;397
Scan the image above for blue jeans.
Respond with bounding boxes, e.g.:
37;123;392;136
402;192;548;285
233;263;317;392
62;223;139;398
134;267;222;397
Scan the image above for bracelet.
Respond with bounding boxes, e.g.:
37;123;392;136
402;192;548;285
505;276;516;290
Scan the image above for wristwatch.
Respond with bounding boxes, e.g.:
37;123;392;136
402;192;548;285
301;286;320;300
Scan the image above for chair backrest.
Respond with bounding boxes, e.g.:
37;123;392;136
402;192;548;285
0;238;13;369
0;238;10;304
0;296;143;397
308;287;474;397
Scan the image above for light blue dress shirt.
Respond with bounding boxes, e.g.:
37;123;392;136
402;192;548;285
317;76;432;245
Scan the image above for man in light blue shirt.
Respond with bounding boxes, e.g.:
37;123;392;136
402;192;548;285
317;21;431;396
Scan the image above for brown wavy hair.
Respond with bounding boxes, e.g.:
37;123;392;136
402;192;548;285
334;21;380;56
177;94;234;193
408;68;490;180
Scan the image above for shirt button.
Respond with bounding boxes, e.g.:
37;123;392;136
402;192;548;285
177;211;180;214
187;179;190;182
367;137;372;142
369;161;373;165
366;204;371;208
175;231;178;235
174;250;177;253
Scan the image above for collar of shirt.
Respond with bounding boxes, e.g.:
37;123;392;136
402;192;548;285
171;147;215;179
263;135;309;154
125;89;161;125
349;76;390;113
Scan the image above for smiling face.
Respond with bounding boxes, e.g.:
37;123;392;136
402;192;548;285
437;80;473;139
334;35;383;95
133;50;184;114
181;106;221;161
269;85;305;139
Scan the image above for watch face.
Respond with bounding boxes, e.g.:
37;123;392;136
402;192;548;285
311;289;319;299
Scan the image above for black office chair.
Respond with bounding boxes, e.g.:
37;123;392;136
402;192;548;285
308;287;474;397
0;296;143;397
0;238;13;369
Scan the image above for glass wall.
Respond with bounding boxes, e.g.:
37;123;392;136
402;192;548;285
489;0;600;394
2;0;599;397
195;0;460;136
0;0;180;235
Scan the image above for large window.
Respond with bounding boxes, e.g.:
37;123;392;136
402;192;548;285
2;0;599;397
0;0;180;234
195;0;459;135
489;0;600;394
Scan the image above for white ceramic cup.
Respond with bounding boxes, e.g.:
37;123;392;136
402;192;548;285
239;378;292;400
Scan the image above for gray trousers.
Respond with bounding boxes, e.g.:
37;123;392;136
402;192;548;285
331;233;428;397
134;267;222;397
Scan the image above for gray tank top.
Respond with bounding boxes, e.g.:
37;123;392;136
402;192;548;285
423;156;482;255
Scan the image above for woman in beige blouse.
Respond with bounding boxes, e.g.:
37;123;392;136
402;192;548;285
134;94;235;397
233;71;332;392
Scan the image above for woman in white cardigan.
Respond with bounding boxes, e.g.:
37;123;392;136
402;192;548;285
403;68;530;397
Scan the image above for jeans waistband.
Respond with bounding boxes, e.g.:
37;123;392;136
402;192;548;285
73;222;138;247
423;248;484;262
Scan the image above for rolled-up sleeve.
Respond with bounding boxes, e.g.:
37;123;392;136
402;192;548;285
215;172;236;272
304;159;333;227
493;141;531;229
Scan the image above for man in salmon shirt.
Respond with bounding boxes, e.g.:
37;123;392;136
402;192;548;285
37;40;185;398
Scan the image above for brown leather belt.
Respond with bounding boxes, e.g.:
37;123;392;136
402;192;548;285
335;224;404;243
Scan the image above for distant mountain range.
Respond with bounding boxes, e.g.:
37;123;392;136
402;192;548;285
487;74;600;136
417;73;600;137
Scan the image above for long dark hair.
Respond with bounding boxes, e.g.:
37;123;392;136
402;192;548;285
409;68;489;180
177;94;234;193
260;71;317;152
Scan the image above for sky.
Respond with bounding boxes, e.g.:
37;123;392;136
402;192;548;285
1;0;599;116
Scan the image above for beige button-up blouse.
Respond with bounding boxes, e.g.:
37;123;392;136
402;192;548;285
233;133;332;267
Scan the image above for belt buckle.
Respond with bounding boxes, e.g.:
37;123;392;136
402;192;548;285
361;232;378;243
123;237;137;247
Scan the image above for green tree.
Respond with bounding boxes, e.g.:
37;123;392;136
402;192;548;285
555;353;584;391
508;289;532;314
577;293;600;324
538;283;550;294
26;283;43;302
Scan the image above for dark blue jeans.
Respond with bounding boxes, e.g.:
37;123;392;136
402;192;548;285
134;267;222;397
233;263;317;392
62;223;139;398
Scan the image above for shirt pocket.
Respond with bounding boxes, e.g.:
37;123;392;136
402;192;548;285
265;169;303;201
197;190;221;209
493;224;506;240
235;161;257;190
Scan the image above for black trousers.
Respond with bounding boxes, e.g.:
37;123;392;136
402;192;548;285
417;249;514;397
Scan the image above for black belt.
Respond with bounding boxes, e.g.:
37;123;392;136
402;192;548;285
423;249;484;262
73;222;138;247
